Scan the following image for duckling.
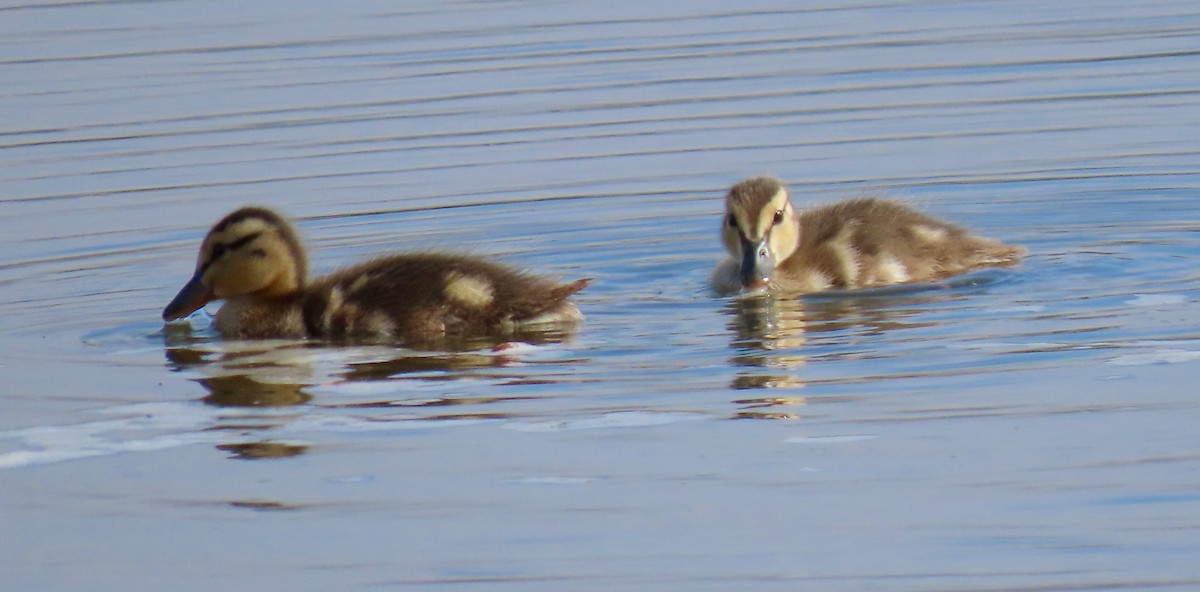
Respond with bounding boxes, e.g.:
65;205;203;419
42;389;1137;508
713;177;1024;294
162;206;589;343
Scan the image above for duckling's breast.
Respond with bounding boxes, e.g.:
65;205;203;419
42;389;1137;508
214;297;307;339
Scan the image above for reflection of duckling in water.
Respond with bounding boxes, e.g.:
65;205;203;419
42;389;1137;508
727;295;808;393
728;294;808;352
197;374;311;407
163;207;589;344
217;442;308;460
713;177;1024;294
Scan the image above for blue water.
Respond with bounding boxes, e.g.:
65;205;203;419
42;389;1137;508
2;1;1200;590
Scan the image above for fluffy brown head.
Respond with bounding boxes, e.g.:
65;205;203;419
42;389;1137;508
163;207;308;321
721;177;801;290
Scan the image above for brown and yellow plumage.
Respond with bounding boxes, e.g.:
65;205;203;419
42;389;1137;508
163;207;588;343
713;177;1024;294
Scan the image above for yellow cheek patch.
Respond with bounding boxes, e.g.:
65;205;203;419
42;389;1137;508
207;264;254;298
752;189;791;237
444;273;495;309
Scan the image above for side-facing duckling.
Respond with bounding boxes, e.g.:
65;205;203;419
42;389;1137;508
713;177;1024;294
163;206;589;343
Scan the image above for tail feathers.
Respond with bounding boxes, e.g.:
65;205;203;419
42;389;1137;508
551;278;591;300
977;243;1025;267
514;278;590;323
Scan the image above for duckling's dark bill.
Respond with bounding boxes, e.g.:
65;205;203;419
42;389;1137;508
739;236;774;290
163;272;215;321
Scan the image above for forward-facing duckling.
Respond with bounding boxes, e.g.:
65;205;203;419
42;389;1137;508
713;177;1024;294
163;207;589;343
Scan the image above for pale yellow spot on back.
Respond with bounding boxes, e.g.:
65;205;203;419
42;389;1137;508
827;226;861;286
874;255;910;284
799;271;833;292
347;274;371;294
323;287;344;331
444;273;494;309
911;225;947;244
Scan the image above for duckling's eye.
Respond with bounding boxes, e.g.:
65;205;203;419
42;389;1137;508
726;213;737;228
772;210;784;225
210;243;228;260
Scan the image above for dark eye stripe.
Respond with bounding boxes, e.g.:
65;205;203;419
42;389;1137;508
200;231;263;274
727;213;752;241
228;231;261;251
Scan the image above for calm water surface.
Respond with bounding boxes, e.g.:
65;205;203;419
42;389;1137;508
3;1;1200;590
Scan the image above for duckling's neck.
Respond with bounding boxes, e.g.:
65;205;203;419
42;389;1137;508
256;277;304;300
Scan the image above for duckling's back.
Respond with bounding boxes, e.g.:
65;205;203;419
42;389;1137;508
300;254;588;344
787;197;1023;289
